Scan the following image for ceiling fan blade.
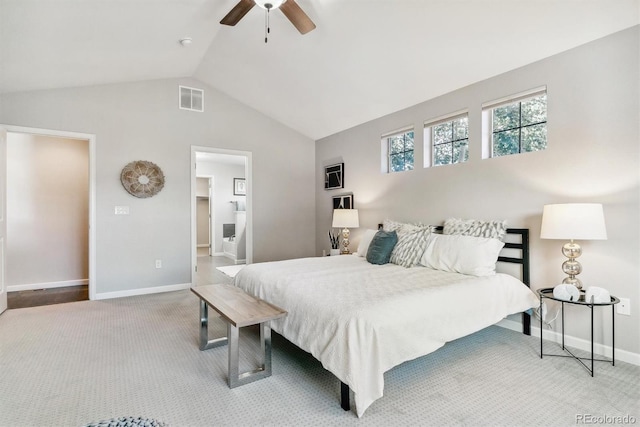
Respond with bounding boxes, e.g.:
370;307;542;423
279;0;316;34
220;0;255;26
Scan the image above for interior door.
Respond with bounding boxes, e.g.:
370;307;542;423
0;127;7;314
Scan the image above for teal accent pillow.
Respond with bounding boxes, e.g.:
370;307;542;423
366;230;398;265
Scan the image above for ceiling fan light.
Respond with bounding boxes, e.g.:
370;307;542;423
254;0;286;10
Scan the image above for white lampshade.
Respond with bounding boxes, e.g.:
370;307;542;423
540;203;607;240
332;209;359;228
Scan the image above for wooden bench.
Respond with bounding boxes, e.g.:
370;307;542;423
190;284;287;388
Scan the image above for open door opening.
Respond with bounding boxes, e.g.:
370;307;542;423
191;146;252;287
0;125;96;309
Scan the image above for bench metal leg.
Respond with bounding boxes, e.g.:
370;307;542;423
228;322;273;388
199;300;274;388
199;300;228;350
261;321;273;376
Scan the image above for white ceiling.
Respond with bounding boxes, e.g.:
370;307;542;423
1;0;638;140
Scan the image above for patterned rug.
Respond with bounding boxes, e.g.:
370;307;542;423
84;416;166;426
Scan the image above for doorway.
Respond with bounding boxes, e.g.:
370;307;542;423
191;146;252;287
2;125;96;307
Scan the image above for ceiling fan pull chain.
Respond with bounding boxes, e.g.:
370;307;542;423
264;7;271;43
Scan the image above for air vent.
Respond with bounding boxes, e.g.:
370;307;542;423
179;85;204;112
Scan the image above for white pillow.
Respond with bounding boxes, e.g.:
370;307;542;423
419;233;505;276
356;229;378;257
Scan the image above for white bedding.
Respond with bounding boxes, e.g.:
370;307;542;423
233;255;539;417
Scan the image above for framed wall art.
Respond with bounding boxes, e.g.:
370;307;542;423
332;193;354;210
233;178;246;196
324;163;344;190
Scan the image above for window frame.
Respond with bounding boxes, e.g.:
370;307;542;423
482;87;547;159
381;128;415;173
424;111;469;168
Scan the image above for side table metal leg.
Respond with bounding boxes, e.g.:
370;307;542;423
539;298;543;359
612;305;615;366
561;302;565;350
590;304;594;377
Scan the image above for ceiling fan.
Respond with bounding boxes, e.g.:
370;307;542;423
220;0;316;37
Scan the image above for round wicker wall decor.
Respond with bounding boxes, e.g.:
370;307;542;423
120;160;165;198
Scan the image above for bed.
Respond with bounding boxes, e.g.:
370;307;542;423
233;224;538;417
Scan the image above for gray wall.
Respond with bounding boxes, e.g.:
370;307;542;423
0;77;316;295
316;27;639;354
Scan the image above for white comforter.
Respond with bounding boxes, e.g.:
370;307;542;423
233;255;538;417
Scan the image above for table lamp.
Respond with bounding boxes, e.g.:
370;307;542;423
540;203;607;289
332;209;359;254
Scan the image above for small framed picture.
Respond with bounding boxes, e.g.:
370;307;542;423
324;163;344;190
233;178;246;196
332;193;354;210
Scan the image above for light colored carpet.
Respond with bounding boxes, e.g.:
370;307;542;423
215;265;245;279
0;290;638;427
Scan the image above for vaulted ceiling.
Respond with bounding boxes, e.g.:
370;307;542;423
1;0;638;140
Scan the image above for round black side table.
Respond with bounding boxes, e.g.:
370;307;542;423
537;287;619;377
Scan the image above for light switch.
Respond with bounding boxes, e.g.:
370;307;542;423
115;206;129;215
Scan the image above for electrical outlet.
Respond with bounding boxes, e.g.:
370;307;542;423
617;297;630;316
155;259;162;269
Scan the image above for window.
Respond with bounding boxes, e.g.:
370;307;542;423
425;114;469;167
384;129;414;173
485;89;546;157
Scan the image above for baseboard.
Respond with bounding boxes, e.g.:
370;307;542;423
496;318;640;366
93;282;191;301
8;279;89;292
212;252;224;256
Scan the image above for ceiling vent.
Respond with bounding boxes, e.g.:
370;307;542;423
179;85;204;112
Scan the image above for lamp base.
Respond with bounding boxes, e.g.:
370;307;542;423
561;240;583;290
562;276;583;289
341;227;351;254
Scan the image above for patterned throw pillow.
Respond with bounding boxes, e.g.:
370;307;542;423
390;227;432;268
382;219;428;237
443;218;507;241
